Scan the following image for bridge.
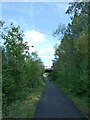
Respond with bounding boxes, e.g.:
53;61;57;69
44;66;53;73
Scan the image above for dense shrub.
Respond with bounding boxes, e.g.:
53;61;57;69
0;21;44;116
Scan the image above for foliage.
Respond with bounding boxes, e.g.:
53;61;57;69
2;83;45;118
0;21;45;117
49;2;88;96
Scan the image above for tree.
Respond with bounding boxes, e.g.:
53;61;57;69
1;21;45;117
50;2;88;95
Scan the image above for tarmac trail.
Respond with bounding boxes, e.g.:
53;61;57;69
34;78;87;119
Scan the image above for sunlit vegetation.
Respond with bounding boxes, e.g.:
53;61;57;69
49;2;89;116
2;83;45;118
0;21;45;118
1;2;89;118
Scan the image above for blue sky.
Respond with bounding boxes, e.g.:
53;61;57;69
1;2;71;67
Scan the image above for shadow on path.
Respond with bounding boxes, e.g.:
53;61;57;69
34;78;87;119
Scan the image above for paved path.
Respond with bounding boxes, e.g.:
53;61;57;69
34;78;86;119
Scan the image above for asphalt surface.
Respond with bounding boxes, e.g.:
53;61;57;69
34;78;87;119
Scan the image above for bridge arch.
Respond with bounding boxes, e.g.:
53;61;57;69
44;67;53;73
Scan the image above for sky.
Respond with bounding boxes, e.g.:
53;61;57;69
1;2;71;68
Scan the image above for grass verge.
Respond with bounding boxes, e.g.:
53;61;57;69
4;82;45;118
55;82;88;118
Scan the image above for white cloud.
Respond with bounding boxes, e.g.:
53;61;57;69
37;46;55;56
46;47;55;55
23;29;56;67
38;50;46;55
24;29;46;45
38;47;55;67
41;55;54;67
